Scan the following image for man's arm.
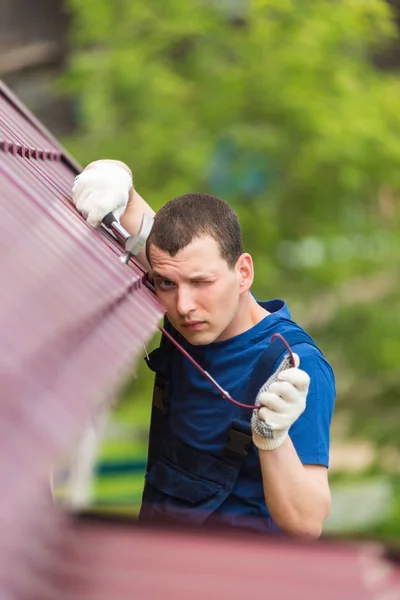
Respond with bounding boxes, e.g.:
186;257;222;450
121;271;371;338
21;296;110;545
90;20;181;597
252;352;334;539
259;440;331;539
73;159;155;271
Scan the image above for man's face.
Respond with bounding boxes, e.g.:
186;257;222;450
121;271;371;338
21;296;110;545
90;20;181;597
149;236;244;345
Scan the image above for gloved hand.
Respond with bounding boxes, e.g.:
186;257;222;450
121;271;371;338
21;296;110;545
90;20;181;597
251;353;310;451
71;162;133;228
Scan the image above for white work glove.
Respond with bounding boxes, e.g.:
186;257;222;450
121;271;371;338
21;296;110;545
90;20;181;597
71;162;132;228
251;353;310;451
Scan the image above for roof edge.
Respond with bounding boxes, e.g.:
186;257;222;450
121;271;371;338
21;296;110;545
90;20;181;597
0;78;82;174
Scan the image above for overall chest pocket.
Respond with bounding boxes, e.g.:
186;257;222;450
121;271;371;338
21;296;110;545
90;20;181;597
145;459;225;525
144;445;241;525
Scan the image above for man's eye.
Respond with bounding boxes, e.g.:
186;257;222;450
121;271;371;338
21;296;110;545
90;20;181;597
158;279;175;290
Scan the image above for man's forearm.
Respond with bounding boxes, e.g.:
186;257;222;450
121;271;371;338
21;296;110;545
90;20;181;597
259;436;331;539
120;190;155;271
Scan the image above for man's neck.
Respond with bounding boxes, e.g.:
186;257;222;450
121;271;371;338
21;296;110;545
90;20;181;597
247;293;270;327
217;293;270;342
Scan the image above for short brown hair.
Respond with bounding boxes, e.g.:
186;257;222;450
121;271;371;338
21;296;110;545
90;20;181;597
146;193;243;269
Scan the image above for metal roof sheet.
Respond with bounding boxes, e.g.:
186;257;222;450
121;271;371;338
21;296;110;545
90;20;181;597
0;79;165;598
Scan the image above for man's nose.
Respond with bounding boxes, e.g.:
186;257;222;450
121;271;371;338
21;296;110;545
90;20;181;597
176;286;196;317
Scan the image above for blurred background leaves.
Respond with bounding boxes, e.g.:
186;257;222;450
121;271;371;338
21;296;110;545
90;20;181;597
61;0;400;454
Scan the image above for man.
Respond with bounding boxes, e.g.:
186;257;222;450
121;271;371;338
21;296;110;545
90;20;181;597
72;159;335;538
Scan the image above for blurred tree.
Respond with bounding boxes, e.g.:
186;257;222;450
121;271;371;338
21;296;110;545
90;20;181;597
62;0;400;452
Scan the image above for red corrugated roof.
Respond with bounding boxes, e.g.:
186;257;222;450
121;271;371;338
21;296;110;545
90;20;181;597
5;509;400;600
0;79;164;598
0;79;163;454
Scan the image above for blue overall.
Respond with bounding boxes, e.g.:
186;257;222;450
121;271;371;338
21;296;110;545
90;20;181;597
139;299;335;533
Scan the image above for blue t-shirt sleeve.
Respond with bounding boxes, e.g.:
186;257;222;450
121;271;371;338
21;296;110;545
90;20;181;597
277;343;336;468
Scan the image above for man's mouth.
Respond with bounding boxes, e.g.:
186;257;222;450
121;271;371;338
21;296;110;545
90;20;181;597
181;321;205;331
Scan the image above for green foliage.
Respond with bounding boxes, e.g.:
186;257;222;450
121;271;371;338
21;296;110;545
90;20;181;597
62;0;400;457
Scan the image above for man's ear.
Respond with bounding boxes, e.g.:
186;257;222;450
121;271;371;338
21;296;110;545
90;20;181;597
236;253;254;294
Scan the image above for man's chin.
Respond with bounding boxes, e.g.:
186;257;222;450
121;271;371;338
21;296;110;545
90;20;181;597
179;328;215;346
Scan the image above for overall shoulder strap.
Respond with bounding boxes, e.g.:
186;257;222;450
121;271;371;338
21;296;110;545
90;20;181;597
243;329;317;408
143;318;176;474
225;329;317;459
